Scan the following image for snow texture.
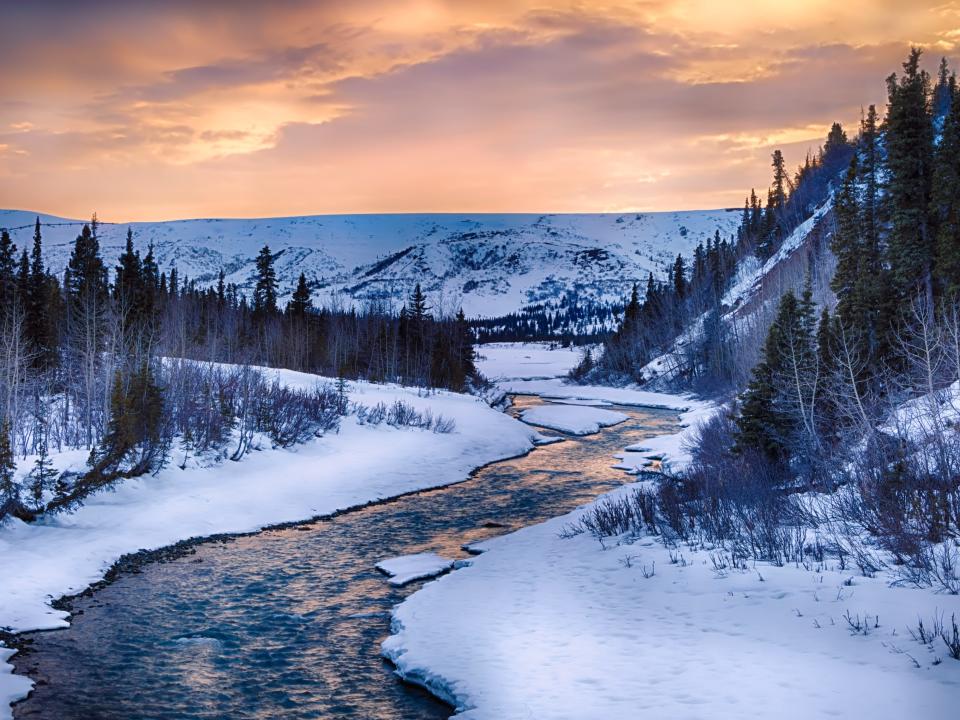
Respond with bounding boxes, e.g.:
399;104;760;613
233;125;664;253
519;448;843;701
384;485;960;720
0;209;740;318
384;347;960;718
0;367;541;718
519;405;628;435
376;553;456;587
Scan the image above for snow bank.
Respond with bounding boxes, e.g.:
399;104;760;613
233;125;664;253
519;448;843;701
519;405;627;436
501;378;694;410
474;343;586;382
384;483;960;720
0;368;540;718
376;553;456;587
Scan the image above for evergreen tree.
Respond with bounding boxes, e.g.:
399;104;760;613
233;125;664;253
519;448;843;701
0;419;18;509
884;48;935;304
253;245;278;316
735;290;817;460
830;157;863;321
771;149;788;210
0;231;17;310
29;417;55;511
455;308;476;381
25;218;57;368
65;223;109;308
114;227;143;310
288;272;312;316
823;122;848;156
933;56;954;121
933;81;960;295
672;254;686;300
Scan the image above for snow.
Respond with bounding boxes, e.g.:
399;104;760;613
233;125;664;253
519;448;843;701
383;347;960;718
722;200;832;311
383;482;960;720
0;209;741;318
474;343;586;381
376;553;456;587
519;405;628;436
0;367;541;718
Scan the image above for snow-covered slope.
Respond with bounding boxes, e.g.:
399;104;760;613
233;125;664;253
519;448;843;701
0;209;739;317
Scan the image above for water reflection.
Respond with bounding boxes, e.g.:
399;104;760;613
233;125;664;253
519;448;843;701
13;396;677;719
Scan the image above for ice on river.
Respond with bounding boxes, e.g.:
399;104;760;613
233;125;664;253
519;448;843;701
519;404;628;435
376;553;456;587
383;483;960;720
0;364;541;719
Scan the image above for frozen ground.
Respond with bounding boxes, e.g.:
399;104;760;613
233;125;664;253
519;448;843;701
376;553;456;587
474;343;587;381
383;483;960;719
519;405;627;435
385;343;960;719
0;367;542;718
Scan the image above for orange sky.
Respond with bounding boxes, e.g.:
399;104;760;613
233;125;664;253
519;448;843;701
0;1;957;221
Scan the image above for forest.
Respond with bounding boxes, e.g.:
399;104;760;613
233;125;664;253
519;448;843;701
0;221;475;520
585;49;960;594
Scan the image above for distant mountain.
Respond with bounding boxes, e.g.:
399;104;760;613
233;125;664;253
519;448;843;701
0;209;740;318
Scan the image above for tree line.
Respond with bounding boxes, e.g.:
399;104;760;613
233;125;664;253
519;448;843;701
663;49;960;589
0;220;477;519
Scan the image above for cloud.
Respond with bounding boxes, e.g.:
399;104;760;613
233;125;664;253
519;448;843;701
0;1;955;219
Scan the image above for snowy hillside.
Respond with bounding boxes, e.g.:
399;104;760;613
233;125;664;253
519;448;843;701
0;209;740;317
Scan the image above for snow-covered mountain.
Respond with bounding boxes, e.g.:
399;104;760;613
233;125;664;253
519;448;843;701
0;209;740;317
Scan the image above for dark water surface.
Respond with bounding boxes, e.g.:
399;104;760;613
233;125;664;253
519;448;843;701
13;396;677;719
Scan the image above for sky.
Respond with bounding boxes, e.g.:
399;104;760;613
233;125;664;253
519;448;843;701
0;1;957;221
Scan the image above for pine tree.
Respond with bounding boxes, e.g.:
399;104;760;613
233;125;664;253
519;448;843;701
933;56;953;121
771;149;788;210
884;48;936;305
253;245;278;316
65;223;109;307
114;227;143;310
735;290;817;460
933;81;960;295
0;230;17;310
672;254;686;300
0;419;18;509
455;307;476;385
288;272;312;316
29;411;55;511
830;157;863;320
25;218;56;368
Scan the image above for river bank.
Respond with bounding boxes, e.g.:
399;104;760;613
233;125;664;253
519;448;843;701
0;366;543;718
10;393;680;718
383;345;960;719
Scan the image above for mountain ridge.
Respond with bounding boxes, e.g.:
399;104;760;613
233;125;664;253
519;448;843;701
0;208;741;318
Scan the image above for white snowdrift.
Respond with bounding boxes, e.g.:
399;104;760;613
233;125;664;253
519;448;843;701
519;405;627;436
475;343;587;382
376;553;456;587
0;368;540;718
383;483;960;720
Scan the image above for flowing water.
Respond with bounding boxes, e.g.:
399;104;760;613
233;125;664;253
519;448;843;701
12;396;677;719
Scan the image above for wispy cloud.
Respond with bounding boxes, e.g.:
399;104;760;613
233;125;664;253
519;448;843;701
0;1;953;219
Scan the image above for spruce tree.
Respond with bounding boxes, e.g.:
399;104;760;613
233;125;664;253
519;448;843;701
0;231;17;310
884;48;936;304
672;254;686;300
288;272;312;316
66;223;109;309
253;245;278;316
29;423;55;511
933;82;960;295
0;419;18;509
735;290;817;460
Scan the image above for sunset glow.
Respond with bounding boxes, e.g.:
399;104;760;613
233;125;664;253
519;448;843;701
1;0;957;220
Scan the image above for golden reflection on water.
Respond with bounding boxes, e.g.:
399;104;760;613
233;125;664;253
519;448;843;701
14;396;679;720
